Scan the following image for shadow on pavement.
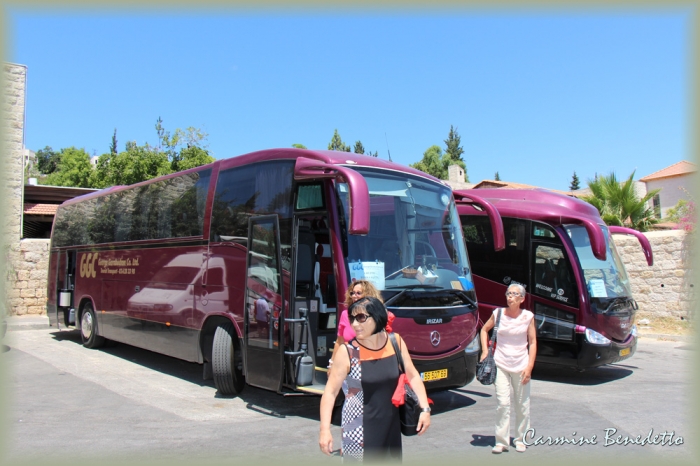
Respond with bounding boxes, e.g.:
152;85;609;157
46;329;475;423
532;364;633;385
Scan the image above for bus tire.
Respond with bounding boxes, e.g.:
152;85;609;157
81;303;105;349
212;323;245;396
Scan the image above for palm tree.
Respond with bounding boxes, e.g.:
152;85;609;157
582;171;660;232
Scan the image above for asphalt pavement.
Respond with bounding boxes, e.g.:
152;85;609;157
1;314;696;465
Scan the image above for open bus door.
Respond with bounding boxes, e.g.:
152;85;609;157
244;215;285;391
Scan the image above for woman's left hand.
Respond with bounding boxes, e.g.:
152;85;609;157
521;369;532;385
416;411;431;435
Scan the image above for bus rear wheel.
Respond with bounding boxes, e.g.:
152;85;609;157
212;323;245;396
81;303;105;349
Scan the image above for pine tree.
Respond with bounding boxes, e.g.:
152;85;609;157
353;141;365;154
494;172;501;181
570;171;581;191
444;125;464;162
328;129;351;152
109;129;118;155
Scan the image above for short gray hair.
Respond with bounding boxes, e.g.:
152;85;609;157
507;283;526;297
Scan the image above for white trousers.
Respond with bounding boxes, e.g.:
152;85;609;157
494;366;530;447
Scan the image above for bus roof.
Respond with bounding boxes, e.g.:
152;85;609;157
454;188;603;226
59;148;443;207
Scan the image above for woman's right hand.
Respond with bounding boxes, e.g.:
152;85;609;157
319;428;334;455
480;351;488;362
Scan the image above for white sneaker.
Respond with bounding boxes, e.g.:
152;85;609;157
492;445;509;454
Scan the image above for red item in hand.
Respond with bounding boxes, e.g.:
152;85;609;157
386;311;396;333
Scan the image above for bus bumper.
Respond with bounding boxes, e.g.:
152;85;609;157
578;333;637;369
413;349;477;391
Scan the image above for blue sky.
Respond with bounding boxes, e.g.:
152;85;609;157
5;8;693;191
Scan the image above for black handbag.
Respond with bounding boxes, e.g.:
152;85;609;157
389;333;422;436
475;309;502;385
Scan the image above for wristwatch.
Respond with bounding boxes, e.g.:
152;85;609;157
421;406;431;413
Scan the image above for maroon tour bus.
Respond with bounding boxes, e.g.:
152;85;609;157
47;148;497;396
454;188;653;370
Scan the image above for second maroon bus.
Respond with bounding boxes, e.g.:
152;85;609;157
455;188;653;370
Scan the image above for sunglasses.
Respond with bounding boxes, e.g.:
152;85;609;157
505;291;523;298
349;313;372;324
349;291;364;296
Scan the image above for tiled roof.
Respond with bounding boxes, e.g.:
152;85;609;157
640;161;697;181
472;180;571;196
24;203;59;215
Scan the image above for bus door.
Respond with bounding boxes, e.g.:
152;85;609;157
244;215;285;391
54;250;77;327
530;223;580;362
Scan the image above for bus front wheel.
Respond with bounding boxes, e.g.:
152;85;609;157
81;303;105;349
212;323;245;396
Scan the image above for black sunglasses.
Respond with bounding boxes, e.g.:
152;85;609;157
349;313;371;324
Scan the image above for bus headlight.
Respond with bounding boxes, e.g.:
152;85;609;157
585;328;611;346
630;324;638;338
465;333;481;354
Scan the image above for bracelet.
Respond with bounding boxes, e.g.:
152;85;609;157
421;406;431;413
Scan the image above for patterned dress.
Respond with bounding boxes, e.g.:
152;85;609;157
341;334;402;462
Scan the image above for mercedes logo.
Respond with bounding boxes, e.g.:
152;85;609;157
430;331;440;347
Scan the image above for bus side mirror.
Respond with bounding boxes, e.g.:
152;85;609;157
294;157;369;235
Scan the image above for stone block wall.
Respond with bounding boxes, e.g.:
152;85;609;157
613;229;695;319
6;239;50;315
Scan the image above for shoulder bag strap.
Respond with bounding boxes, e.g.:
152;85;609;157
388;332;406;374
491;308;502;349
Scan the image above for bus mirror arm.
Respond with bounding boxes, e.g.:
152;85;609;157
608;226;654;266
294;157;370;235
453;193;505;251
545;215;607;262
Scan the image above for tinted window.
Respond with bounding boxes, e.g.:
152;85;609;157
462;216;529;287
533;244;578;307
210;161;294;270
52;169;211;247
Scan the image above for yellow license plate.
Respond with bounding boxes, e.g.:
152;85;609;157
422;369;448;382
619;348;631;357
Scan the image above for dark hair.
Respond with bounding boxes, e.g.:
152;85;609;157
347;296;387;335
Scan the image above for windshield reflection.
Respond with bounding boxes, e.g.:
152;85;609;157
337;168;474;300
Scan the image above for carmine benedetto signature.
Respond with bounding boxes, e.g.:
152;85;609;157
523;428;684;447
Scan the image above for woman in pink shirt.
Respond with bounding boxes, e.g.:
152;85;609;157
480;283;537;454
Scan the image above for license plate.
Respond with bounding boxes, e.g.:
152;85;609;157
421;369;448;382
619;348;631;357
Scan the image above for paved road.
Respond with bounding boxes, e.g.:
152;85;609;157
1;316;696;464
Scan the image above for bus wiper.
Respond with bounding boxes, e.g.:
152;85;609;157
448;289;478;310
384;285;442;307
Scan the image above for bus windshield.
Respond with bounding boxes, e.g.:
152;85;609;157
337;168;474;294
565;224;633;313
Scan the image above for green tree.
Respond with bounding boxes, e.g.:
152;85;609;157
42;147;94;187
444;125;464;162
353;140;365;154
570;171;581;191
494;172;501;181
292;143;307;149
581;171;660;232
36;146;61;174
410;145;466;180
93;141;170;187
175;146;215;172
110;129;118;156
328;129;351;152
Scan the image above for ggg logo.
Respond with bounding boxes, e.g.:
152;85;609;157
80;253;99;278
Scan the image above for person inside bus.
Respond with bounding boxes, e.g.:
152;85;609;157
327;279;394;374
255;296;270;334
319;297;431;461
480;283;537;454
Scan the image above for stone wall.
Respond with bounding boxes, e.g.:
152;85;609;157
613;229;695;319
6;239;50;315
3;62;28;316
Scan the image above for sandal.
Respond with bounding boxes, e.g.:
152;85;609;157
492;445;509;454
515;441;526;453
